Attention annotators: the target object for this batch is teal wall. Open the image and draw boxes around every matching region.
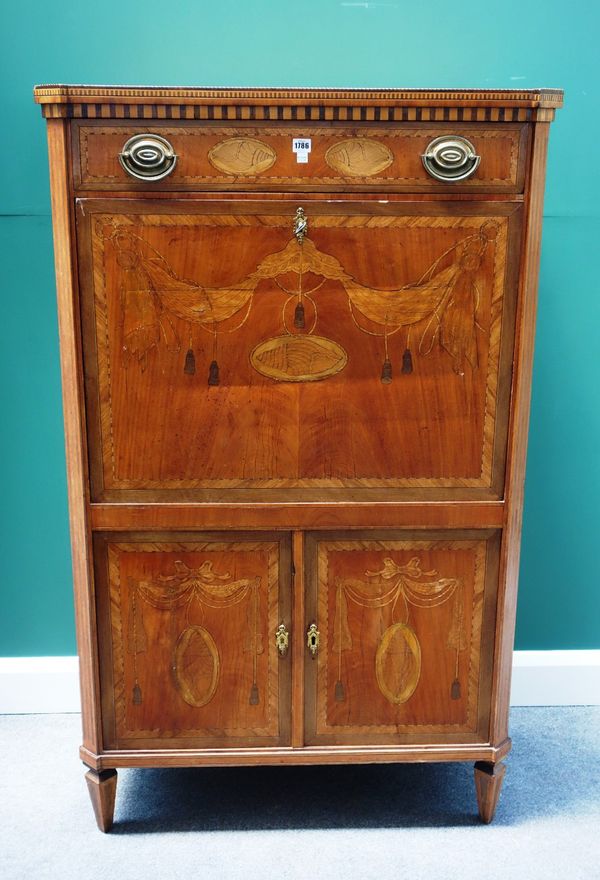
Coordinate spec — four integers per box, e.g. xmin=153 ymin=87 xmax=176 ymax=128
xmin=1 ymin=1 xmax=598 ymax=655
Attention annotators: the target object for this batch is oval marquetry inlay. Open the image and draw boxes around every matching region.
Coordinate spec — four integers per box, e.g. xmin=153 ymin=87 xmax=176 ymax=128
xmin=250 ymin=334 xmax=348 ymax=382
xmin=208 ymin=137 xmax=277 ymax=175
xmin=174 ymin=625 xmax=220 ymax=707
xmin=375 ymin=623 xmax=421 ymax=704
xmin=325 ymin=138 xmax=393 ymax=177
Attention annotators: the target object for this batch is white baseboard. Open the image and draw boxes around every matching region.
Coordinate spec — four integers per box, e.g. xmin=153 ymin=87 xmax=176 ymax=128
xmin=510 ymin=650 xmax=600 ymax=706
xmin=0 ymin=651 xmax=599 ymax=714
xmin=0 ymin=657 xmax=81 ymax=714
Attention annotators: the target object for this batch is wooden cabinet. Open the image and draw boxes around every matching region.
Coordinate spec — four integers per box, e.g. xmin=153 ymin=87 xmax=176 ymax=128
xmin=35 ymin=85 xmax=562 ymax=831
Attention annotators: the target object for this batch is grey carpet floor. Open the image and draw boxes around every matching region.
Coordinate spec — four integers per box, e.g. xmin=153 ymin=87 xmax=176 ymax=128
xmin=0 ymin=708 xmax=598 ymax=880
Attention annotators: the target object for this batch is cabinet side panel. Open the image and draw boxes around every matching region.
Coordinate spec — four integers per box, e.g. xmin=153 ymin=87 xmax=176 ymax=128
xmin=45 ymin=119 xmax=101 ymax=752
xmin=491 ymin=123 xmax=551 ymax=745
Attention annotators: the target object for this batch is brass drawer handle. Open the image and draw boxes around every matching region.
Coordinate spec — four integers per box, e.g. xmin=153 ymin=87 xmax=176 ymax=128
xmin=421 ymin=135 xmax=480 ymax=182
xmin=275 ymin=623 xmax=289 ymax=657
xmin=306 ymin=623 xmax=320 ymax=658
xmin=119 ymin=133 xmax=177 ymax=181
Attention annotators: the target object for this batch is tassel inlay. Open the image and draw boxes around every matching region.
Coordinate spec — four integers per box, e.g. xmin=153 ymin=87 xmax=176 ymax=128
xmin=401 ymin=348 xmax=413 ymax=374
xmin=381 ymin=358 xmax=392 ymax=384
xmin=451 ymin=679 xmax=461 ymax=700
xmin=132 ymin=683 xmax=142 ymax=705
xmin=294 ymin=301 xmax=306 ymax=328
xmin=249 ymin=683 xmax=259 ymax=705
xmin=335 ymin=680 xmax=346 ymax=702
xmin=183 ymin=348 xmax=196 ymax=375
xmin=208 ymin=360 xmax=220 ymax=386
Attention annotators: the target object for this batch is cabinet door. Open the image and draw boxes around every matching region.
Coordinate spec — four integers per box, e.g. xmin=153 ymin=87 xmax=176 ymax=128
xmin=77 ymin=198 xmax=521 ymax=502
xmin=304 ymin=531 xmax=499 ymax=745
xmin=94 ymin=532 xmax=291 ymax=750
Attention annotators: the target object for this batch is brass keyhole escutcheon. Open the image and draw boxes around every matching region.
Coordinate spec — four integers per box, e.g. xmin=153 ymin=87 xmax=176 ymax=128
xmin=275 ymin=623 xmax=289 ymax=657
xmin=306 ymin=623 xmax=320 ymax=658
xmin=293 ymin=206 xmax=308 ymax=244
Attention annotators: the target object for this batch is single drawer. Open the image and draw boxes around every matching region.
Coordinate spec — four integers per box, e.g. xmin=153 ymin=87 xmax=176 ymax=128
xmin=72 ymin=121 xmax=529 ymax=193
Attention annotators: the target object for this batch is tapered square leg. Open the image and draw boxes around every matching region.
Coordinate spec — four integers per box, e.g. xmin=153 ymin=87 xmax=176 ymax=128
xmin=85 ymin=769 xmax=118 ymax=832
xmin=474 ymin=760 xmax=506 ymax=823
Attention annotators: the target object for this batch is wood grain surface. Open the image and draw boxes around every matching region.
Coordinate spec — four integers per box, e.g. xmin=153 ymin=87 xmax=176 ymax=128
xmin=94 ymin=532 xmax=291 ymax=750
xmin=304 ymin=530 xmax=499 ymax=746
xmin=72 ymin=122 xmax=528 ymax=193
xmin=77 ymin=200 xmax=521 ymax=502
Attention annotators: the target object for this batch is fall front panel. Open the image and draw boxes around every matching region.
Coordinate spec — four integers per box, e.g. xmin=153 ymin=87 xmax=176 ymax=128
xmin=77 ymin=200 xmax=520 ymax=500
xmin=94 ymin=532 xmax=291 ymax=749
xmin=304 ymin=530 xmax=499 ymax=746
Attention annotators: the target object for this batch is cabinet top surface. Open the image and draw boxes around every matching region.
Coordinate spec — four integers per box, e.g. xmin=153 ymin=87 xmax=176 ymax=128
xmin=33 ymin=85 xmax=563 ymax=119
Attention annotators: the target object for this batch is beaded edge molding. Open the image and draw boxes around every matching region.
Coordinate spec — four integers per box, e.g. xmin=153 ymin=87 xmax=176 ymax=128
xmin=33 ymin=86 xmax=563 ymax=122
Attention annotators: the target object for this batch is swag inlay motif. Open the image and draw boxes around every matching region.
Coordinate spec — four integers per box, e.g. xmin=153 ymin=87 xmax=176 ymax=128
xmin=106 ymin=211 xmax=498 ymax=384
xmin=333 ymin=556 xmax=466 ymax=706
xmin=127 ymin=559 xmax=263 ymax=709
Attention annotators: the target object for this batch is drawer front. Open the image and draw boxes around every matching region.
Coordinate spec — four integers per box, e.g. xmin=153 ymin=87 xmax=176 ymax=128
xmin=73 ymin=121 xmax=529 ymax=192
xmin=304 ymin=530 xmax=499 ymax=746
xmin=94 ymin=531 xmax=291 ymax=750
xmin=77 ymin=198 xmax=521 ymax=502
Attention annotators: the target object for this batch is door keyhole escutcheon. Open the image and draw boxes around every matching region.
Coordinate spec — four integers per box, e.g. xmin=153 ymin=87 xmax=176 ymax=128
xmin=306 ymin=623 xmax=320 ymax=658
xmin=275 ymin=623 xmax=289 ymax=657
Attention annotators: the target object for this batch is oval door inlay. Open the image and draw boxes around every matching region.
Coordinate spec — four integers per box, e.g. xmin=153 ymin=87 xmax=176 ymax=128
xmin=325 ymin=138 xmax=394 ymax=177
xmin=375 ymin=623 xmax=422 ymax=704
xmin=173 ymin=625 xmax=220 ymax=707
xmin=208 ymin=137 xmax=277 ymax=175
xmin=250 ymin=334 xmax=348 ymax=382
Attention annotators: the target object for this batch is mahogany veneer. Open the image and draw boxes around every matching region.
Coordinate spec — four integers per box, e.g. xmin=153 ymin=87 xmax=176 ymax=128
xmin=34 ymin=85 xmax=562 ymax=830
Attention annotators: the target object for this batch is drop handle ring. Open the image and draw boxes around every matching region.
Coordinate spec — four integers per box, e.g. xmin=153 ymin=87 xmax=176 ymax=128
xmin=119 ymin=133 xmax=177 ymax=181
xmin=421 ymin=135 xmax=480 ymax=182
